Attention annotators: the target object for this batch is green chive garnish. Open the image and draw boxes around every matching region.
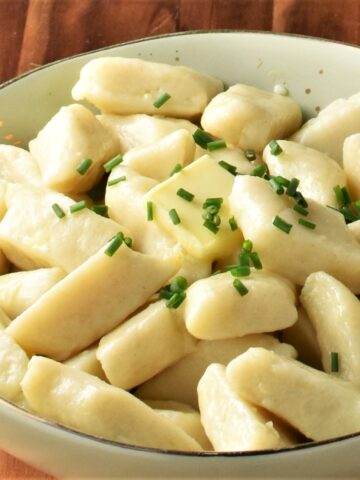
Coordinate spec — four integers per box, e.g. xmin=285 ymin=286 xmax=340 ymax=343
xmin=269 ymin=140 xmax=283 ymax=156
xmin=108 ymin=176 xmax=126 ymax=186
xmin=177 ymin=188 xmax=194 ymax=202
xmin=229 ymin=216 xmax=238 ymax=231
xmin=242 ymin=239 xmax=253 ymax=252
xmin=233 ymin=278 xmax=248 ymax=296
xmin=159 ymin=289 xmax=173 ymax=300
xmin=238 ymin=251 xmax=250 ymax=267
xmin=273 ymin=215 xmax=292 ymax=234
xmin=250 ymin=252 xmax=262 ymax=270
xmin=170 ymin=163 xmax=182 ymax=176
xmin=293 ymin=204 xmax=309 ymax=216
xmin=230 ymin=265 xmax=250 ymax=277
xmin=166 ymin=291 xmax=186 ymax=309
xmin=244 ymin=149 xmax=256 ymax=161
xmin=250 ymin=164 xmax=267 ymax=177
xmin=104 ymin=233 xmax=123 ymax=257
xmin=90 ymin=205 xmax=108 ymax=217
xmin=298 ymin=218 xmax=316 ymax=229
xmin=341 ymin=186 xmax=352 ymax=206
xmin=169 ymin=208 xmax=181 ymax=225
xmin=286 ymin=178 xmax=300 ymax=197
xmin=275 ymin=176 xmax=290 ymax=187
xmin=52 ymin=203 xmax=65 ymax=219
xmin=333 ymin=185 xmax=345 ymax=207
xmin=192 ymin=128 xmax=215 ymax=149
xmin=170 ymin=276 xmax=188 ymax=293
xmin=153 ymin=92 xmax=171 ymax=109
xmin=203 ymin=219 xmax=219 ymax=234
xmin=330 ymin=352 xmax=339 ymax=372
xmin=76 ymin=158 xmax=92 ymax=175
xmin=69 ymin=200 xmax=86 ymax=214
xmin=341 ymin=206 xmax=358 ymax=223
xmin=207 ymin=140 xmax=226 ymax=151
xmin=269 ymin=178 xmax=284 ymax=195
xmin=218 ymin=160 xmax=237 ymax=176
xmin=203 ymin=197 xmax=223 ymax=209
xmin=294 ymin=191 xmax=308 ymax=208
xmin=147 ymin=201 xmax=154 ymax=221
xmin=104 ymin=154 xmax=123 ymax=173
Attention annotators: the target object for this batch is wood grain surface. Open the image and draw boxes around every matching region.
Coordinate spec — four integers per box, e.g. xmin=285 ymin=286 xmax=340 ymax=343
xmin=0 ymin=0 xmax=360 ymax=478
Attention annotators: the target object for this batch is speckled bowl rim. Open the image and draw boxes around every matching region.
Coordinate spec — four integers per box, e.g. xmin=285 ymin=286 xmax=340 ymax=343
xmin=0 ymin=29 xmax=360 ymax=458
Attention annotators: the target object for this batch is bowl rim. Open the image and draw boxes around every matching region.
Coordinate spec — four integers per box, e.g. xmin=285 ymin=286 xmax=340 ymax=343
xmin=1 ymin=28 xmax=360 ymax=458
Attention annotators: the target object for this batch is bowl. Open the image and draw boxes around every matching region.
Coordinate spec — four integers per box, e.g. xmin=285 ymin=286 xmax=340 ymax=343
xmin=1 ymin=31 xmax=360 ymax=478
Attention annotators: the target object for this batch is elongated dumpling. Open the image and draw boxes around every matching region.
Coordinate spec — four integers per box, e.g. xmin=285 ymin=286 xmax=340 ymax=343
xmin=198 ymin=364 xmax=296 ymax=451
xmin=263 ymin=140 xmax=346 ymax=207
xmin=201 ymin=84 xmax=302 ymax=152
xmin=343 ymin=133 xmax=360 ymax=199
xmin=136 ymin=334 xmax=297 ymax=409
xmin=64 ymin=346 xmax=107 ymax=381
xmin=0 ymin=185 xmax=125 ymax=272
xmin=0 ymin=268 xmax=65 ymax=319
xmin=229 ymin=175 xmax=360 ymax=292
xmin=29 ymin=104 xmax=119 ymax=194
xmin=291 ymin=92 xmax=360 ymax=164
xmin=0 ymin=145 xmax=42 ymax=186
xmin=22 ymin=357 xmax=202 ymax=451
xmin=0 ymin=330 xmax=28 ymax=401
xmin=72 ymin=57 xmax=223 ymax=119
xmin=301 ymin=271 xmax=360 ymax=387
xmin=97 ymin=300 xmax=197 ymax=390
xmin=7 ymin=241 xmax=180 ymax=361
xmin=227 ymin=348 xmax=360 ymax=441
xmin=185 ymin=271 xmax=297 ymax=340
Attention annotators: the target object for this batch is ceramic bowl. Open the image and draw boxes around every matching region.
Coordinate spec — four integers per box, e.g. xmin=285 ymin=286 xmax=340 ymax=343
xmin=1 ymin=31 xmax=360 ymax=478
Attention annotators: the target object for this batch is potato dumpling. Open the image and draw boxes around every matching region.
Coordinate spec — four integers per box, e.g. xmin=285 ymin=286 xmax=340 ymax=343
xmin=227 ymin=347 xmax=360 ymax=441
xmin=72 ymin=57 xmax=223 ymax=119
xmin=263 ymin=140 xmax=346 ymax=207
xmin=343 ymin=133 xmax=360 ymax=199
xmin=184 ymin=271 xmax=297 ymax=340
xmin=29 ymin=104 xmax=120 ymax=194
xmin=291 ymin=92 xmax=360 ymax=164
xmin=0 ymin=329 xmax=28 ymax=401
xmin=201 ymin=84 xmax=302 ymax=152
xmin=64 ymin=346 xmax=107 ymax=381
xmin=0 ymin=145 xmax=42 ymax=186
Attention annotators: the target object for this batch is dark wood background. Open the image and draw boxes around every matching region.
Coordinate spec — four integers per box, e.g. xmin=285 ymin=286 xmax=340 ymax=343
xmin=0 ymin=0 xmax=360 ymax=478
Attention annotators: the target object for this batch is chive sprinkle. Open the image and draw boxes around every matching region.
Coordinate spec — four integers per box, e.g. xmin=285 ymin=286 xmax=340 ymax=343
xmin=104 ymin=154 xmax=123 ymax=173
xmin=298 ymin=218 xmax=316 ymax=229
xmin=273 ymin=215 xmax=292 ymax=234
xmin=147 ymin=201 xmax=154 ymax=221
xmin=250 ymin=164 xmax=267 ymax=177
xmin=286 ymin=178 xmax=300 ymax=197
xmin=90 ymin=205 xmax=108 ymax=217
xmin=170 ymin=276 xmax=188 ymax=293
xmin=242 ymin=239 xmax=253 ymax=252
xmin=108 ymin=176 xmax=126 ymax=186
xmin=170 ymin=163 xmax=182 ymax=176
xmin=166 ymin=291 xmax=186 ymax=309
xmin=341 ymin=186 xmax=352 ymax=206
xmin=230 ymin=265 xmax=250 ymax=277
xmin=229 ymin=216 xmax=238 ymax=231
xmin=275 ymin=176 xmax=290 ymax=187
xmin=233 ymin=278 xmax=248 ymax=296
xmin=341 ymin=206 xmax=359 ymax=223
xmin=69 ymin=200 xmax=86 ymax=214
xmin=330 ymin=352 xmax=339 ymax=372
xmin=205 ymin=205 xmax=219 ymax=215
xmin=244 ymin=149 xmax=256 ymax=161
xmin=177 ymin=188 xmax=194 ymax=202
xmin=203 ymin=197 xmax=223 ymax=209
xmin=269 ymin=140 xmax=283 ymax=156
xmin=76 ymin=158 xmax=92 ymax=175
xmin=293 ymin=204 xmax=309 ymax=216
xmin=169 ymin=208 xmax=181 ymax=225
xmin=333 ymin=185 xmax=345 ymax=207
xmin=250 ymin=252 xmax=263 ymax=270
xmin=104 ymin=233 xmax=123 ymax=257
xmin=294 ymin=191 xmax=308 ymax=208
xmin=238 ymin=251 xmax=250 ymax=267
xmin=207 ymin=139 xmax=227 ymax=151
xmin=159 ymin=289 xmax=173 ymax=300
xmin=218 ymin=160 xmax=237 ymax=176
xmin=153 ymin=92 xmax=171 ymax=109
xmin=203 ymin=219 xmax=219 ymax=234
xmin=192 ymin=128 xmax=215 ymax=149
xmin=269 ymin=177 xmax=284 ymax=195
xmin=52 ymin=203 xmax=65 ymax=219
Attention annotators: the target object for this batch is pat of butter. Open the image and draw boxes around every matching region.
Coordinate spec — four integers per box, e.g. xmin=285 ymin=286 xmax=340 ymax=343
xmin=146 ymin=155 xmax=242 ymax=260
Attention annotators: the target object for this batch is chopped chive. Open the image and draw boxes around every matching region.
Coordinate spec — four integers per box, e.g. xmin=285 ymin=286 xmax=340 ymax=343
xmin=250 ymin=164 xmax=267 ymax=177
xmin=52 ymin=203 xmax=65 ymax=219
xmin=269 ymin=140 xmax=283 ymax=156
xmin=225 ymin=263 xmax=239 ymax=271
xmin=244 ymin=149 xmax=256 ymax=161
xmin=69 ymin=200 xmax=86 ymax=214
xmin=117 ymin=231 xmax=133 ymax=248
xmin=242 ymin=240 xmax=253 ymax=252
xmin=275 ymin=176 xmax=290 ymax=187
xmin=230 ymin=265 xmax=250 ymax=277
xmin=341 ymin=206 xmax=359 ymax=223
xmin=177 ymin=188 xmax=194 ymax=202
xmin=238 ymin=251 xmax=250 ymax=267
xmin=166 ymin=291 xmax=186 ymax=309
xmin=250 ymin=252 xmax=263 ymax=270
xmin=273 ymin=215 xmax=292 ymax=234
xmin=103 ymin=154 xmax=123 ymax=173
xmin=170 ymin=163 xmax=182 ymax=176
xmin=355 ymin=200 xmax=360 ymax=210
xmin=203 ymin=197 xmax=223 ymax=209
xmin=208 ymin=139 xmax=227 ymax=151
xmin=147 ymin=201 xmax=154 ymax=221
xmin=206 ymin=205 xmax=220 ymax=215
xmin=203 ymin=219 xmax=219 ymax=234
xmin=153 ymin=92 xmax=171 ymax=109
xmin=90 ymin=205 xmax=108 ymax=217
xmin=286 ymin=178 xmax=300 ymax=197
xmin=159 ymin=289 xmax=173 ymax=300
xmin=76 ymin=158 xmax=92 ymax=175
xmin=341 ymin=186 xmax=352 ymax=206
xmin=293 ymin=204 xmax=309 ymax=216
xmin=170 ymin=276 xmax=188 ymax=293
xmin=192 ymin=128 xmax=215 ymax=149
xmin=169 ymin=208 xmax=181 ymax=225
xmin=229 ymin=216 xmax=238 ymax=231
xmin=298 ymin=218 xmax=316 ymax=229
xmin=330 ymin=352 xmax=339 ymax=372
xmin=212 ymin=214 xmax=221 ymax=226
xmin=333 ymin=185 xmax=345 ymax=208
xmin=108 ymin=176 xmax=126 ymax=186
xmin=104 ymin=233 xmax=123 ymax=257
xmin=233 ymin=278 xmax=248 ymax=296
xmin=269 ymin=178 xmax=284 ymax=195
xmin=294 ymin=191 xmax=308 ymax=208
xmin=218 ymin=160 xmax=237 ymax=176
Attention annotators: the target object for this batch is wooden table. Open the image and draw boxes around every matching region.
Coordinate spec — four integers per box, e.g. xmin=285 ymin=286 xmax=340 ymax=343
xmin=0 ymin=0 xmax=359 ymax=478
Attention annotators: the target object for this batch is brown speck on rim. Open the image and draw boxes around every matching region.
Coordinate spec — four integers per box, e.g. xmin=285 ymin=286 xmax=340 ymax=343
xmin=319 ymin=69 xmax=324 ymax=74
xmin=305 ymin=88 xmax=311 ymax=94
xmin=4 ymin=133 xmax=14 ymax=141
xmin=315 ymin=106 xmax=321 ymax=113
